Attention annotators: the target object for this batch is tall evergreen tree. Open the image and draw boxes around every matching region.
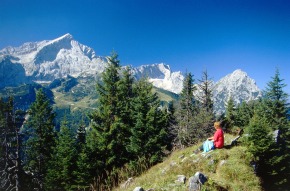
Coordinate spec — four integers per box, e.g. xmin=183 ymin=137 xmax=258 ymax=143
xmin=174 ymin=72 xmax=196 ymax=147
xmin=0 ymin=98 xmax=6 ymax=174
xmin=116 ymin=66 xmax=135 ymax=158
xmin=245 ymin=99 xmax=289 ymax=190
xmin=264 ymin=69 xmax=289 ymax=134
xmin=24 ymin=89 xmax=56 ymax=190
xmin=197 ymin=70 xmax=214 ymax=113
xmin=235 ymin=100 xmax=256 ymax=128
xmin=193 ymin=70 xmax=215 ymax=139
xmin=129 ymin=78 xmax=168 ymax=165
xmin=224 ymin=96 xmax=236 ymax=132
xmin=72 ymin=123 xmax=91 ymax=190
xmin=72 ymin=145 xmax=91 ymax=190
xmin=88 ymin=52 xmax=131 ymax=189
xmin=76 ymin=123 xmax=86 ymax=147
xmin=45 ymin=119 xmax=77 ymax=191
xmin=165 ymin=101 xmax=177 ymax=151
xmin=246 ymin=104 xmax=274 ymax=163
xmin=261 ymin=69 xmax=290 ymax=189
xmin=0 ymin=98 xmax=29 ymax=191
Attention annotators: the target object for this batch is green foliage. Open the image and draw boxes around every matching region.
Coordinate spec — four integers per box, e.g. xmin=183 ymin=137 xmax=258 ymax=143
xmin=113 ymin=136 xmax=261 ymax=191
xmin=194 ymin=70 xmax=215 ymax=140
xmin=72 ymin=145 xmax=91 ymax=190
xmin=45 ymin=119 xmax=77 ymax=191
xmin=24 ymin=88 xmax=56 ymax=190
xmin=224 ymin=96 xmax=236 ymax=132
xmin=174 ymin=72 xmax=197 ymax=147
xmin=197 ymin=70 xmax=214 ymax=113
xmin=153 ymin=86 xmax=179 ymax=102
xmin=129 ymin=78 xmax=169 ymax=164
xmin=58 ymin=75 xmax=78 ymax=92
xmin=0 ymin=98 xmax=31 ymax=191
xmin=191 ymin=107 xmax=215 ymax=140
xmin=54 ymin=105 xmax=90 ymax=132
xmin=0 ymin=83 xmax=54 ymax=111
xmin=245 ymin=113 xmax=273 ymax=159
xmin=263 ymin=69 xmax=290 ymax=144
xmin=88 ymin=52 xmax=132 ymax=189
xmin=239 ymin=69 xmax=290 ymax=190
xmin=174 ymin=71 xmax=215 ymax=147
xmin=260 ymin=69 xmax=290 ymax=189
xmin=87 ymin=53 xmax=171 ymax=190
xmin=234 ymin=100 xmax=256 ymax=128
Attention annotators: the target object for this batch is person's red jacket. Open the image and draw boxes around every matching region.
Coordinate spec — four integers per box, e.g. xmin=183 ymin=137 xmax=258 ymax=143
xmin=213 ymin=129 xmax=224 ymax=148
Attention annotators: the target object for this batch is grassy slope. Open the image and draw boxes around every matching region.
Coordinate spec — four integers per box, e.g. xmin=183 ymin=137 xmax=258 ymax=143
xmin=52 ymin=89 xmax=97 ymax=110
xmin=114 ymin=134 xmax=262 ymax=191
xmin=152 ymin=87 xmax=179 ymax=102
xmin=52 ymin=85 xmax=261 ymax=190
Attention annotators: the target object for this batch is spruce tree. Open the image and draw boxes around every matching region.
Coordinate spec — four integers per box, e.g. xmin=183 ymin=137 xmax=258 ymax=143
xmin=174 ymin=72 xmax=196 ymax=147
xmin=194 ymin=70 xmax=215 ymax=139
xmin=116 ymin=66 xmax=135 ymax=158
xmin=129 ymin=77 xmax=168 ymax=165
xmin=264 ymin=69 xmax=289 ymax=135
xmin=246 ymin=104 xmax=274 ymax=159
xmin=45 ymin=119 xmax=77 ymax=191
xmin=0 ymin=98 xmax=29 ymax=191
xmin=24 ymin=88 xmax=56 ymax=190
xmin=0 ymin=98 xmax=6 ymax=172
xmin=165 ymin=101 xmax=177 ymax=151
xmin=88 ymin=52 xmax=131 ymax=189
xmin=261 ymin=69 xmax=290 ymax=189
xmin=224 ymin=96 xmax=236 ymax=132
xmin=235 ymin=100 xmax=256 ymax=128
xmin=72 ymin=146 xmax=91 ymax=190
xmin=75 ymin=122 xmax=86 ymax=150
xmin=197 ymin=70 xmax=214 ymax=113
xmin=72 ymin=123 xmax=91 ymax=190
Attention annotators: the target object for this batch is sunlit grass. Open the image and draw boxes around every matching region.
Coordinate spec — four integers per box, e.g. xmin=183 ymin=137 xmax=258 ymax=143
xmin=114 ymin=134 xmax=262 ymax=191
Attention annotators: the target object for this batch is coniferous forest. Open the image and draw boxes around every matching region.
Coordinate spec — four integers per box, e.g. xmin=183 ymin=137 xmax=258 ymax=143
xmin=0 ymin=53 xmax=289 ymax=190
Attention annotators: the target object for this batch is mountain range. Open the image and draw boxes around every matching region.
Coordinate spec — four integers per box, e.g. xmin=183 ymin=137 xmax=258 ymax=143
xmin=0 ymin=34 xmax=262 ymax=113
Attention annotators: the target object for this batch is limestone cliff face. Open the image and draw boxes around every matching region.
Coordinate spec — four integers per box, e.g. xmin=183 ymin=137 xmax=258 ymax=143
xmin=0 ymin=33 xmax=107 ymax=81
xmin=0 ymin=34 xmax=183 ymax=94
xmin=212 ymin=69 xmax=262 ymax=114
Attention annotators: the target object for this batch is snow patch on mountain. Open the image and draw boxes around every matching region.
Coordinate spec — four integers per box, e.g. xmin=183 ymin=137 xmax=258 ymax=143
xmin=0 ymin=34 xmax=262 ymax=110
xmin=0 ymin=34 xmax=182 ymax=93
xmin=0 ymin=33 xmax=107 ymax=81
xmin=131 ymin=63 xmax=184 ymax=94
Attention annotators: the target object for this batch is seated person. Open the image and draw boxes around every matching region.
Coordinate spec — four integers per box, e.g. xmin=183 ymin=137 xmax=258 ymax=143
xmin=195 ymin=121 xmax=224 ymax=153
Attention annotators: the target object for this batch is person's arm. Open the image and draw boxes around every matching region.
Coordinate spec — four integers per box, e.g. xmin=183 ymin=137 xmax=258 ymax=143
xmin=208 ymin=136 xmax=214 ymax=140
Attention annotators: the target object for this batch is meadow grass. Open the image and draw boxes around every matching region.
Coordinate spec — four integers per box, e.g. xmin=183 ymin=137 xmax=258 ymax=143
xmin=114 ymin=134 xmax=262 ymax=191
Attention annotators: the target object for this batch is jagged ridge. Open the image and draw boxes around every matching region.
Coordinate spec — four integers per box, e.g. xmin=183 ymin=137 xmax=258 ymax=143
xmin=0 ymin=34 xmax=262 ymax=113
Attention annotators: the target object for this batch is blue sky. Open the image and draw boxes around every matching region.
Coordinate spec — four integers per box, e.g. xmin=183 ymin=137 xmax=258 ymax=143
xmin=1 ymin=0 xmax=290 ymax=94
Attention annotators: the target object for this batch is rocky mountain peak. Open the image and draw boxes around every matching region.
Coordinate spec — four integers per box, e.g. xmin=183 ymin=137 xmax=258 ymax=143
xmin=57 ymin=33 xmax=73 ymax=40
xmin=213 ymin=69 xmax=262 ymax=114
